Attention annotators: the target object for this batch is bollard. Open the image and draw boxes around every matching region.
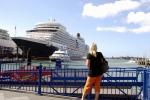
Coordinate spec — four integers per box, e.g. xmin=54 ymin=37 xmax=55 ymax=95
xmin=38 ymin=63 xmax=42 ymax=95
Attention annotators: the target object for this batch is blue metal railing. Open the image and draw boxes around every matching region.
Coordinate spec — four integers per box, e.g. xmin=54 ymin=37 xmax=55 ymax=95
xmin=38 ymin=63 xmax=42 ymax=95
xmin=0 ymin=62 xmax=149 ymax=100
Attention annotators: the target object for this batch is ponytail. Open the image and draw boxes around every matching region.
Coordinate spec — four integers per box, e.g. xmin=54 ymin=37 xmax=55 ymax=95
xmin=89 ymin=43 xmax=97 ymax=57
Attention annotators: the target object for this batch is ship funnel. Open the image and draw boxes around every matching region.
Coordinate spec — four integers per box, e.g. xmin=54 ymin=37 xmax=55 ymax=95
xmin=77 ymin=33 xmax=80 ymax=38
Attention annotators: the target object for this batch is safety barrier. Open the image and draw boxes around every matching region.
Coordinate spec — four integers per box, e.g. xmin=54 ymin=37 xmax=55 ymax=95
xmin=0 ymin=62 xmax=149 ymax=100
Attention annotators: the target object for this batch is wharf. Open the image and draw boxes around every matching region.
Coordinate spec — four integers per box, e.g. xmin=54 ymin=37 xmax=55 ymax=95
xmin=0 ymin=90 xmax=78 ymax=100
xmin=135 ymin=58 xmax=150 ymax=66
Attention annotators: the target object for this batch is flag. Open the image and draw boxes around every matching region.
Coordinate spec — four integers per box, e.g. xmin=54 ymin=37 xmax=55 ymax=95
xmin=15 ymin=26 xmax=16 ymax=31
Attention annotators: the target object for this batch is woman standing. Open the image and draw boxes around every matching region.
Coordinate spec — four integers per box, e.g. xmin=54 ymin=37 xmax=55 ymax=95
xmin=81 ymin=43 xmax=106 ymax=100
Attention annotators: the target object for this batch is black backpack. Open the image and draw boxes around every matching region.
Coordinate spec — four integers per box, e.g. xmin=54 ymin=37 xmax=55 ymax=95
xmin=97 ymin=52 xmax=109 ymax=74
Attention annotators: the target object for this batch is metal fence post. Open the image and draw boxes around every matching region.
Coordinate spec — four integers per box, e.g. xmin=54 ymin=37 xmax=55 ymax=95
xmin=64 ymin=69 xmax=66 ymax=95
xmin=143 ymin=69 xmax=147 ymax=100
xmin=0 ymin=62 xmax=1 ymax=72
xmin=38 ymin=63 xmax=42 ymax=95
xmin=88 ymin=89 xmax=92 ymax=100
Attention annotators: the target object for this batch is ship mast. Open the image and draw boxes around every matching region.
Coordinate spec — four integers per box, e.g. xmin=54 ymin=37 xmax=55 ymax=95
xmin=49 ymin=18 xmax=56 ymax=23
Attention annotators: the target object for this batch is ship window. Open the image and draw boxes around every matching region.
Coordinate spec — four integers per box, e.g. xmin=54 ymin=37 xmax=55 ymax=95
xmin=76 ymin=40 xmax=79 ymax=48
xmin=49 ymin=30 xmax=57 ymax=32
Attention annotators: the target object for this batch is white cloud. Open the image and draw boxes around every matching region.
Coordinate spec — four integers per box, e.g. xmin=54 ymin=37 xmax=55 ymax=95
xmin=96 ymin=26 xmax=127 ymax=33
xmin=96 ymin=25 xmax=150 ymax=34
xmin=83 ymin=1 xmax=150 ymax=34
xmin=127 ymin=12 xmax=150 ymax=25
xmin=127 ymin=12 xmax=150 ymax=33
xmin=130 ymin=26 xmax=150 ymax=33
xmin=82 ymin=0 xmax=140 ymax=18
xmin=140 ymin=0 xmax=150 ymax=3
xmin=96 ymin=11 xmax=150 ymax=34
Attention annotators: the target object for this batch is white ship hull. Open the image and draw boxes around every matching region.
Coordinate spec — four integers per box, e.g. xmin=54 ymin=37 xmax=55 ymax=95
xmin=0 ymin=29 xmax=18 ymax=58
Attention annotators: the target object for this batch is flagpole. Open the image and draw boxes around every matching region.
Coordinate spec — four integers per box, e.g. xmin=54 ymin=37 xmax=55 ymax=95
xmin=14 ymin=26 xmax=16 ymax=37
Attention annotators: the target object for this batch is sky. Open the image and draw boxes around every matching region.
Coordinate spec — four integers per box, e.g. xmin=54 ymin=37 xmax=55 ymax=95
xmin=0 ymin=0 xmax=150 ymax=57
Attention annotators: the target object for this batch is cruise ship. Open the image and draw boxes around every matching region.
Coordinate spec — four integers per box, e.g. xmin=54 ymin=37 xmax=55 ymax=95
xmin=0 ymin=29 xmax=18 ymax=58
xmin=26 ymin=20 xmax=89 ymax=60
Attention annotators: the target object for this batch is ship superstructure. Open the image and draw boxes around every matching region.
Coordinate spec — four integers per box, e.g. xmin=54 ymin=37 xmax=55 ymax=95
xmin=26 ymin=20 xmax=88 ymax=60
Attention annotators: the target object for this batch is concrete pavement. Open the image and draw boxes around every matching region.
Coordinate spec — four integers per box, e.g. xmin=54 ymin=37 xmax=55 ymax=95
xmin=0 ymin=90 xmax=80 ymax=100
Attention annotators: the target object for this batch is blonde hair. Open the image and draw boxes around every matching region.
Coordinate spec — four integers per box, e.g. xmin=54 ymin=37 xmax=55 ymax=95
xmin=89 ymin=43 xmax=97 ymax=57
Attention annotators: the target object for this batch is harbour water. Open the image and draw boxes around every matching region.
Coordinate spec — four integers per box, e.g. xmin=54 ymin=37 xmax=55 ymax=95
xmin=0 ymin=58 xmax=144 ymax=71
xmin=31 ymin=58 xmax=144 ymax=69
